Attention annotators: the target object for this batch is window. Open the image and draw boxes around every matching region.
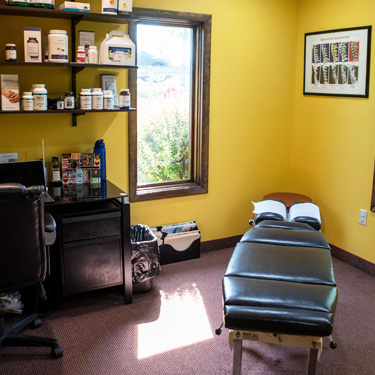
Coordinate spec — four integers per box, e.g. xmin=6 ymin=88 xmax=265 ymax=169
xmin=128 ymin=8 xmax=211 ymax=202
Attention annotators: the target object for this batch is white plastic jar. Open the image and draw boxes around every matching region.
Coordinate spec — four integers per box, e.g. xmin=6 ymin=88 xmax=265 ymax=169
xmin=76 ymin=46 xmax=85 ymax=63
xmin=80 ymin=88 xmax=92 ymax=110
xmin=103 ymin=90 xmax=114 ymax=110
xmin=33 ymin=84 xmax=48 ymax=111
xmin=88 ymin=46 xmax=98 ymax=64
xmin=92 ymin=88 xmax=103 ymax=110
xmin=48 ymin=30 xmax=68 ymax=63
xmin=22 ymin=92 xmax=34 ymax=111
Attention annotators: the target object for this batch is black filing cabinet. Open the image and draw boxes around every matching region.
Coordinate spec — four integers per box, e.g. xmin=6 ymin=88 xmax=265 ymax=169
xmin=45 ymin=182 xmax=132 ymax=304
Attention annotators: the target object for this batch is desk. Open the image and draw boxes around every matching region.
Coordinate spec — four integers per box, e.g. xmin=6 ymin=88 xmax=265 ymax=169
xmin=45 ymin=181 xmax=132 ymax=304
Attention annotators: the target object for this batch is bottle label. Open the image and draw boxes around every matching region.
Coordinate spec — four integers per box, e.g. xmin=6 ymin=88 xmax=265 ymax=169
xmin=64 ymin=97 xmax=74 ymax=109
xmin=57 ymin=101 xmax=64 ymax=110
xmin=5 ymin=50 xmax=17 ymax=60
xmin=49 ymin=36 xmax=68 ymax=61
xmin=92 ymin=95 xmax=103 ymax=110
xmin=34 ymin=93 xmax=47 ymax=110
xmin=103 ymin=97 xmax=114 ymax=110
xmin=120 ymin=95 xmax=130 ymax=108
xmin=22 ymin=98 xmax=33 ymax=111
xmin=88 ymin=50 xmax=98 ymax=64
xmin=80 ymin=95 xmax=92 ymax=110
xmin=77 ymin=51 xmax=85 ymax=63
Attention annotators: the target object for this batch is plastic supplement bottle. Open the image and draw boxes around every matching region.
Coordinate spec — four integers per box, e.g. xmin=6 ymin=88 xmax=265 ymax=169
xmin=88 ymin=46 xmax=98 ymax=64
xmin=33 ymin=84 xmax=48 ymax=111
xmin=21 ymin=92 xmax=34 ymax=111
xmin=80 ymin=89 xmax=92 ymax=110
xmin=119 ymin=89 xmax=130 ymax=109
xmin=103 ymin=90 xmax=114 ymax=110
xmin=93 ymin=139 xmax=106 ymax=181
xmin=57 ymin=96 xmax=64 ymax=110
xmin=64 ymin=91 xmax=75 ymax=109
xmin=48 ymin=30 xmax=68 ymax=63
xmin=92 ymin=88 xmax=103 ymax=110
xmin=5 ymin=44 xmax=17 ymax=62
xmin=76 ymin=46 xmax=85 ymax=63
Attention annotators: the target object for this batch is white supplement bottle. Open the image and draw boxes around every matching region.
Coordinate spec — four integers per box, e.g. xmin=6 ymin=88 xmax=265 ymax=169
xmin=64 ymin=91 xmax=74 ymax=109
xmin=103 ymin=90 xmax=114 ymax=110
xmin=119 ymin=89 xmax=130 ymax=109
xmin=88 ymin=46 xmax=98 ymax=64
xmin=22 ymin=92 xmax=34 ymax=111
xmin=48 ymin=30 xmax=68 ymax=63
xmin=80 ymin=88 xmax=92 ymax=110
xmin=33 ymin=84 xmax=48 ymax=111
xmin=76 ymin=46 xmax=85 ymax=63
xmin=92 ymin=88 xmax=103 ymax=110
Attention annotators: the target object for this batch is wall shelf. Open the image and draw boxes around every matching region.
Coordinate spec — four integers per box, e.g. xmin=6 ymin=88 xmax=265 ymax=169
xmin=0 ymin=5 xmax=137 ymax=126
xmin=0 ymin=108 xmax=136 ymax=115
xmin=0 ymin=5 xmax=138 ymax=24
xmin=0 ymin=61 xmax=137 ymax=69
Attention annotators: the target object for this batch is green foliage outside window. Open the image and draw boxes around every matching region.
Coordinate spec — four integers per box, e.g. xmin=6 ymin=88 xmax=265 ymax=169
xmin=137 ymin=87 xmax=191 ymax=184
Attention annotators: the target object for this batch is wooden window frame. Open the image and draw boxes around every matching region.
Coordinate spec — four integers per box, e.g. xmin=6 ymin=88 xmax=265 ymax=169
xmin=128 ymin=8 xmax=211 ymax=202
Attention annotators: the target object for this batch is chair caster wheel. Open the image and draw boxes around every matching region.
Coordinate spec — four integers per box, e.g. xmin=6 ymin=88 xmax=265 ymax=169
xmin=215 ymin=328 xmax=222 ymax=335
xmin=32 ymin=318 xmax=42 ymax=328
xmin=51 ymin=346 xmax=63 ymax=358
xmin=329 ymin=341 xmax=337 ymax=349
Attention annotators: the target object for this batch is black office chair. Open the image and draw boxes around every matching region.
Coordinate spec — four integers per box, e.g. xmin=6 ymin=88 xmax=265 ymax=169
xmin=0 ymin=183 xmax=63 ymax=358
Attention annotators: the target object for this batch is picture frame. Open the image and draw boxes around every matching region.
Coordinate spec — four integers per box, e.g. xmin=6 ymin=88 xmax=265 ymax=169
xmin=304 ymin=26 xmax=371 ymax=97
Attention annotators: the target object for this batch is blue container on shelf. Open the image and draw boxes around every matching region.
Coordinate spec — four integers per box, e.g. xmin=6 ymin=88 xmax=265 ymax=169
xmin=93 ymin=139 xmax=106 ymax=182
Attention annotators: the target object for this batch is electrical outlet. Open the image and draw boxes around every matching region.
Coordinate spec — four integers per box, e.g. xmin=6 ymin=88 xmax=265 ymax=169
xmin=359 ymin=209 xmax=367 ymax=226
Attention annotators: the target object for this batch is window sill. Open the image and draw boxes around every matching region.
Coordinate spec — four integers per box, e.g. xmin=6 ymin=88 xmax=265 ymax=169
xmin=130 ymin=182 xmax=207 ymax=202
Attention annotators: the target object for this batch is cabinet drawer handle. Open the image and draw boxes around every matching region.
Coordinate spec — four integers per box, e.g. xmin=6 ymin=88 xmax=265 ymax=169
xmin=63 ymin=234 xmax=121 ymax=248
xmin=62 ymin=212 xmax=121 ymax=224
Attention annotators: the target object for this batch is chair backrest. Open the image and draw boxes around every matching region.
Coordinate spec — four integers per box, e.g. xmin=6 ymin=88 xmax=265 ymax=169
xmin=0 ymin=183 xmax=47 ymax=293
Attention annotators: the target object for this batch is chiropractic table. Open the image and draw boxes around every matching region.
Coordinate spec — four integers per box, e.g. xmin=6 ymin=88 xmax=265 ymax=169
xmin=217 ymin=199 xmax=338 ymax=375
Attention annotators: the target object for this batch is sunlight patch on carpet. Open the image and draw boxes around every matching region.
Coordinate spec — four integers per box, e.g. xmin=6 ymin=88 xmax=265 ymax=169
xmin=137 ymin=284 xmax=214 ymax=359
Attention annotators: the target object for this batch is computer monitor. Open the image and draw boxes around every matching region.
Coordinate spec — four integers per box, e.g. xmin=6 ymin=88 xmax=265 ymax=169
xmin=0 ymin=160 xmax=46 ymax=188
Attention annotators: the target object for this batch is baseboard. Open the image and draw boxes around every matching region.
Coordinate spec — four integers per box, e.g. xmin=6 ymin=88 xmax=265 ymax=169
xmin=330 ymin=244 xmax=375 ymax=277
xmin=201 ymin=235 xmax=242 ymax=253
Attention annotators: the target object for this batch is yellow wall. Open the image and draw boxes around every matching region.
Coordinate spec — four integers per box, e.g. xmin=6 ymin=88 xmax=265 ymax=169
xmin=0 ymin=0 xmax=298 ymax=242
xmin=4 ymin=0 xmax=373 ymax=264
xmin=292 ymin=0 xmax=375 ymax=263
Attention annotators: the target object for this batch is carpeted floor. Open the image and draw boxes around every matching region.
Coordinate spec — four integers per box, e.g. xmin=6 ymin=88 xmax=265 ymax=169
xmin=1 ymin=247 xmax=374 ymax=374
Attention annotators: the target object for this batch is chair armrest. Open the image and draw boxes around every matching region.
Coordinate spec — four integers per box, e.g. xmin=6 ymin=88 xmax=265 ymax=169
xmin=44 ymin=213 xmax=56 ymax=247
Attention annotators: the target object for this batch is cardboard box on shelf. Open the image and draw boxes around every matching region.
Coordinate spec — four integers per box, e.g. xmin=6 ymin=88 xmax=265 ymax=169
xmin=1 ymin=74 xmax=20 ymax=111
xmin=99 ymin=30 xmax=135 ymax=66
xmin=118 ymin=0 xmax=132 ymax=14
xmin=24 ymin=27 xmax=42 ymax=63
xmin=58 ymin=1 xmax=90 ymax=12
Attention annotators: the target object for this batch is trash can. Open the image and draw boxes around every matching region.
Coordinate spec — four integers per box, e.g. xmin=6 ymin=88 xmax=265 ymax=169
xmin=131 ymin=224 xmax=161 ymax=294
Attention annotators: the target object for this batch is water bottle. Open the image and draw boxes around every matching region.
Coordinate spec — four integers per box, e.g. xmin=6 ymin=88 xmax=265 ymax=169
xmin=93 ymin=139 xmax=106 ymax=182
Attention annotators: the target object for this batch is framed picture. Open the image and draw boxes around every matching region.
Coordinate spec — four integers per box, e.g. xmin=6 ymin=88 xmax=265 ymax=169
xmin=304 ymin=26 xmax=371 ymax=97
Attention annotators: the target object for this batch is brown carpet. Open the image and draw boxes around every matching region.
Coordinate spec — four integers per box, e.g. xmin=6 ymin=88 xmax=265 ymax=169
xmin=1 ymin=247 xmax=374 ymax=374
